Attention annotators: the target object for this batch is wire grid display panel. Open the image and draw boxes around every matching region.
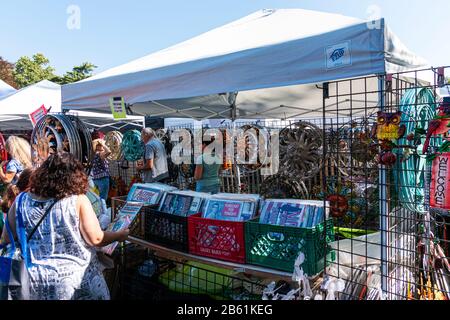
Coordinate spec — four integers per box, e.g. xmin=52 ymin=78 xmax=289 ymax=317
xmin=119 ymin=244 xmax=267 ymax=300
xmin=167 ymin=119 xmax=335 ymax=195
xmin=321 ymin=69 xmax=447 ymax=300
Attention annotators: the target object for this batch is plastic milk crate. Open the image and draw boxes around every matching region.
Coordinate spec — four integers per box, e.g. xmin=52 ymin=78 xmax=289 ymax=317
xmin=188 ymin=214 xmax=246 ymax=264
xmin=244 ymin=219 xmax=335 ymax=276
xmin=143 ymin=207 xmax=190 ymax=253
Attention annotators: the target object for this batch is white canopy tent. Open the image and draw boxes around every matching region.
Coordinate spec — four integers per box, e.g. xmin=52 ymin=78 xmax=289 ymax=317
xmin=0 ymin=80 xmax=16 ymax=99
xmin=62 ymin=8 xmax=429 ymax=120
xmin=0 ymin=80 xmax=144 ymax=131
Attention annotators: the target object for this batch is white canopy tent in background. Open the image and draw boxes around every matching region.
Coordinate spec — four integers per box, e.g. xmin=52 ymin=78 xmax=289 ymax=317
xmin=62 ymin=8 xmax=429 ymax=120
xmin=0 ymin=80 xmax=16 ymax=99
xmin=0 ymin=80 xmax=144 ymax=131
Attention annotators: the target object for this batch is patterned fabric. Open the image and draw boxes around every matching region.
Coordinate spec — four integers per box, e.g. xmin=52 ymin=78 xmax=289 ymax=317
xmin=91 ymin=154 xmax=110 ymax=180
xmin=16 ymin=193 xmax=110 ymax=300
xmin=6 ymin=159 xmax=24 ymax=185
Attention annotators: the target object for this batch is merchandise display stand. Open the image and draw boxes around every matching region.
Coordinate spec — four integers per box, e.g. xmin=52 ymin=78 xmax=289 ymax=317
xmin=127 ymin=236 xmax=295 ymax=282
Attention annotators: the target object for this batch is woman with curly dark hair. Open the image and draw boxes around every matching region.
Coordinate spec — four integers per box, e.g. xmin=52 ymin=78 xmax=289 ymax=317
xmin=0 ymin=152 xmax=129 ymax=300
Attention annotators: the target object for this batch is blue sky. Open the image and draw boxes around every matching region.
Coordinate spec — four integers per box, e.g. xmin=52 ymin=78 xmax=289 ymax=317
xmin=1 ymin=0 xmax=449 ymax=75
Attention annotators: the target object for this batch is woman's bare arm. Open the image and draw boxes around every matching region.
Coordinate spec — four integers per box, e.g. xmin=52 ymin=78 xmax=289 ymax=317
xmin=0 ymin=202 xmax=17 ymax=245
xmin=77 ymin=195 xmax=128 ymax=247
xmin=194 ymin=164 xmax=203 ymax=181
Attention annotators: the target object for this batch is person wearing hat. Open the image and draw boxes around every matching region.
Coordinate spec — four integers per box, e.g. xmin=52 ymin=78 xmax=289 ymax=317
xmin=92 ymin=139 xmax=111 ymax=200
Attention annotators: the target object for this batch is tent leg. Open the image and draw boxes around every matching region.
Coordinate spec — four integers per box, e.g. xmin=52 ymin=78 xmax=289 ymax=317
xmin=378 ymin=75 xmax=388 ymax=297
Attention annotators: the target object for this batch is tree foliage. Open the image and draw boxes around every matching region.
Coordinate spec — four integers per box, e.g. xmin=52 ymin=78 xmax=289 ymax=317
xmin=0 ymin=57 xmax=17 ymax=88
xmin=53 ymin=62 xmax=97 ymax=85
xmin=0 ymin=53 xmax=97 ymax=88
xmin=13 ymin=53 xmax=56 ymax=88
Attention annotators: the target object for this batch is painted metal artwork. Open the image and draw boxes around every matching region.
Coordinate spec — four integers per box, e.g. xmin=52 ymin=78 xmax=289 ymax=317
xmin=279 ymin=121 xmax=323 ymax=181
xmin=31 ymin=114 xmax=93 ymax=168
xmin=236 ymin=124 xmax=269 ymax=173
xmin=121 ymin=130 xmax=144 ymax=162
xmin=260 ymin=174 xmax=309 ymax=199
xmin=105 ymin=131 xmax=123 ymax=161
xmin=371 ymin=111 xmax=407 ymax=166
xmin=313 ymin=177 xmax=378 ymax=229
xmin=328 ymin=120 xmax=378 ymax=179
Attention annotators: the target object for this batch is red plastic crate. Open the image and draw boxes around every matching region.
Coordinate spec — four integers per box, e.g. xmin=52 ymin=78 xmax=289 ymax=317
xmin=187 ymin=214 xmax=246 ymax=264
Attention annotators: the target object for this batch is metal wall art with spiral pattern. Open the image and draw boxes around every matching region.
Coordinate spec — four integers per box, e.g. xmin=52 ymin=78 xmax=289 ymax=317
xmin=236 ymin=124 xmax=270 ymax=174
xmin=121 ymin=130 xmax=144 ymax=162
xmin=31 ymin=114 xmax=93 ymax=168
xmin=105 ymin=131 xmax=123 ymax=161
xmin=279 ymin=121 xmax=323 ymax=181
xmin=260 ymin=174 xmax=309 ymax=199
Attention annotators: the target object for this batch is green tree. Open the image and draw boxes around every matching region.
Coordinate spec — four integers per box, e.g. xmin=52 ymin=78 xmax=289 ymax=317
xmin=0 ymin=57 xmax=17 ymax=88
xmin=54 ymin=62 xmax=97 ymax=85
xmin=13 ymin=53 xmax=56 ymax=88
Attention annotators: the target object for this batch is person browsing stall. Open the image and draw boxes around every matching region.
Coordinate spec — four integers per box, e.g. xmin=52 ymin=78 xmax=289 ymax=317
xmin=194 ymin=139 xmax=222 ymax=194
xmin=137 ymin=128 xmax=169 ymax=183
xmin=0 ymin=152 xmax=129 ymax=300
xmin=0 ymin=136 xmax=32 ymax=185
xmin=92 ymin=138 xmax=111 ymax=200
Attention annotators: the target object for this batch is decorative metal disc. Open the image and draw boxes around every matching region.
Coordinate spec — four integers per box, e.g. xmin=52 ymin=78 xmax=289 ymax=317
xmin=105 ymin=131 xmax=123 ymax=161
xmin=260 ymin=174 xmax=309 ymax=199
xmin=121 ymin=130 xmax=144 ymax=162
xmin=236 ymin=124 xmax=269 ymax=173
xmin=279 ymin=121 xmax=323 ymax=181
xmin=31 ymin=114 xmax=93 ymax=169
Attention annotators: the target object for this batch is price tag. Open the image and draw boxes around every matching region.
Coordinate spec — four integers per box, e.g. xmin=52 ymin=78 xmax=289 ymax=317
xmin=109 ymin=97 xmax=127 ymax=120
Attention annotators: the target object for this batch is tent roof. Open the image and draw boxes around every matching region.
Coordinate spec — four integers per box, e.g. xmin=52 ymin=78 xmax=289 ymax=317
xmin=0 ymin=80 xmax=144 ymax=131
xmin=0 ymin=80 xmax=17 ymax=99
xmin=62 ymin=8 xmax=429 ymax=119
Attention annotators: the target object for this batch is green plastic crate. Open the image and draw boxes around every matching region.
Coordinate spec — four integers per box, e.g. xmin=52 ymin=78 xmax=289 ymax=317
xmin=245 ymin=219 xmax=335 ymax=276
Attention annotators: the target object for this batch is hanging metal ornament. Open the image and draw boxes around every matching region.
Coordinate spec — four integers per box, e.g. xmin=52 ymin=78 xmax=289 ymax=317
xmin=336 ymin=118 xmax=378 ymax=179
xmin=155 ymin=128 xmax=169 ymax=144
xmin=31 ymin=114 xmax=93 ymax=169
xmin=326 ymin=127 xmax=351 ymax=177
xmin=236 ymin=124 xmax=269 ymax=174
xmin=68 ymin=114 xmax=94 ymax=169
xmin=156 ymin=129 xmax=178 ymax=182
xmin=168 ymin=128 xmax=195 ymax=179
xmin=279 ymin=121 xmax=323 ymax=181
xmin=105 ymin=131 xmax=123 ymax=161
xmin=260 ymin=174 xmax=309 ymax=199
xmin=121 ymin=130 xmax=144 ymax=161
xmin=0 ymin=132 xmax=8 ymax=162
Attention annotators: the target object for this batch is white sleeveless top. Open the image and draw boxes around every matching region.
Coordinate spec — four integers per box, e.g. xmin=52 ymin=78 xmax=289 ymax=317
xmin=16 ymin=193 xmax=110 ymax=300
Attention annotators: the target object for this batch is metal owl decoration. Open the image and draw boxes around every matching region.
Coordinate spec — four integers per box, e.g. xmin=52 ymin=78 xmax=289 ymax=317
xmin=371 ymin=111 xmax=407 ymax=166
xmin=373 ymin=111 xmax=406 ymax=141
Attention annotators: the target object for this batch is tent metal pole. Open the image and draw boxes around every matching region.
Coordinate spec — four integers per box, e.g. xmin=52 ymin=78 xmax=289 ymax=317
xmin=378 ymin=74 xmax=388 ymax=297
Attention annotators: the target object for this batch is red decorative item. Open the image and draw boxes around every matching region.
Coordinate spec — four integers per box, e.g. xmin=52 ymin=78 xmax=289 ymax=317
xmin=91 ymin=130 xmax=105 ymax=141
xmin=406 ymin=133 xmax=415 ymax=142
xmin=430 ymin=153 xmax=450 ymax=210
xmin=423 ymin=100 xmax=450 ymax=153
xmin=0 ymin=132 xmax=8 ymax=163
xmin=327 ymin=195 xmax=349 ymax=218
xmin=379 ymin=152 xmax=397 ymax=166
xmin=188 ymin=214 xmax=246 ymax=263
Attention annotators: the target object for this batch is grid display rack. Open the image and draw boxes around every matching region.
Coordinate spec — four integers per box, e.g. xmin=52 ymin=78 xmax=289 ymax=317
xmin=110 ymin=67 xmax=450 ymax=301
xmin=322 ymin=67 xmax=450 ymax=300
